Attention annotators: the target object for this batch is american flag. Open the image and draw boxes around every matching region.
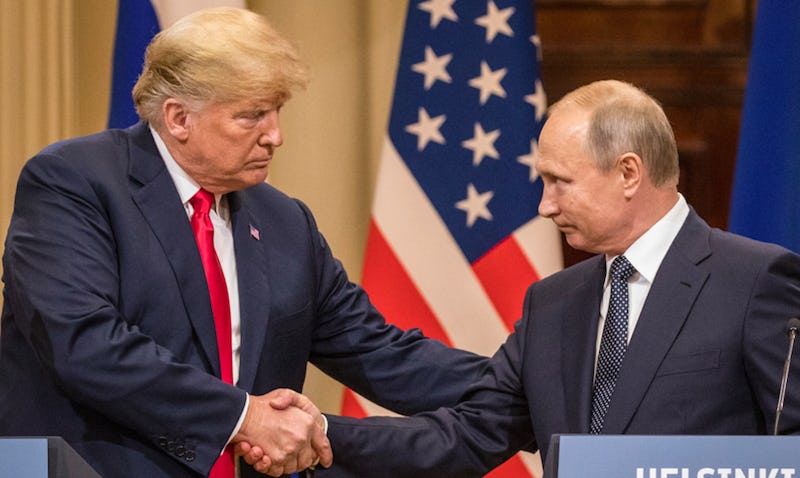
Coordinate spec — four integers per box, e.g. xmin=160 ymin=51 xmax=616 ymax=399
xmin=341 ymin=0 xmax=562 ymax=476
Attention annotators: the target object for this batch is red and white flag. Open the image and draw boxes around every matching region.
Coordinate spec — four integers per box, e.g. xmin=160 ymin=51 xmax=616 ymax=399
xmin=342 ymin=1 xmax=561 ymax=476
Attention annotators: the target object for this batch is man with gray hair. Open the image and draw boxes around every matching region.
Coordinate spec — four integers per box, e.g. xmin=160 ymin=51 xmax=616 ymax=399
xmin=0 ymin=7 xmax=486 ymax=478
xmin=313 ymin=79 xmax=800 ymax=477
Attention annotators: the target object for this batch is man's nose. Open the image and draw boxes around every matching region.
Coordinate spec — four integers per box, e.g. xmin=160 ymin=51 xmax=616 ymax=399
xmin=538 ymin=186 xmax=557 ymax=218
xmin=258 ymin=111 xmax=283 ymax=147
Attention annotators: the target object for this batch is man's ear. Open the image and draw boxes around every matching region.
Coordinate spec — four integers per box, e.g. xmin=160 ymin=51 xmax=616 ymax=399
xmin=162 ymin=98 xmax=191 ymax=142
xmin=618 ymin=152 xmax=643 ymax=198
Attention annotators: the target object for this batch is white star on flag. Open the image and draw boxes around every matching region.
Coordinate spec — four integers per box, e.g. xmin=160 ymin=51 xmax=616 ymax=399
xmin=412 ymin=46 xmax=453 ymax=90
xmin=462 ymin=122 xmax=500 ymax=166
xmin=517 ymin=139 xmax=539 ymax=182
xmin=456 ymin=183 xmax=495 ymax=227
xmin=475 ymin=0 xmax=515 ymax=43
xmin=405 ymin=107 xmax=447 ymax=151
xmin=418 ymin=0 xmax=458 ymax=28
xmin=524 ymin=79 xmax=547 ymax=121
xmin=531 ymin=34 xmax=542 ymax=61
xmin=468 ymin=61 xmax=508 ymax=105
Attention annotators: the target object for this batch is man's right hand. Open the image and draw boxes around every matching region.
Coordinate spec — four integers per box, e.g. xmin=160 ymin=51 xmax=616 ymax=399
xmin=233 ymin=389 xmax=332 ymax=476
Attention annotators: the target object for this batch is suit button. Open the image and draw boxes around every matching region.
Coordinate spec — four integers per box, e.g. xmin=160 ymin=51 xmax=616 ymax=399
xmin=166 ymin=441 xmax=175 ymax=452
xmin=158 ymin=436 xmax=168 ymax=448
xmin=175 ymin=445 xmax=186 ymax=457
xmin=185 ymin=450 xmax=195 ymax=462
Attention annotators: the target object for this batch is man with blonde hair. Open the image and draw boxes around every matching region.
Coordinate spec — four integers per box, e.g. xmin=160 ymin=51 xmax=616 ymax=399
xmin=314 ymin=80 xmax=800 ymax=477
xmin=0 ymin=7 xmax=486 ymax=478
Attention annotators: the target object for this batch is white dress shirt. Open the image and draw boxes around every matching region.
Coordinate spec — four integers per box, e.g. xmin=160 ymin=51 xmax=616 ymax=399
xmin=150 ymin=128 xmax=247 ymax=452
xmin=595 ymin=194 xmax=691 ymax=372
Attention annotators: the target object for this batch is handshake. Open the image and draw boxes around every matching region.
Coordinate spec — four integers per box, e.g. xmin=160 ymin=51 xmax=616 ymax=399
xmin=232 ymin=389 xmax=333 ymax=476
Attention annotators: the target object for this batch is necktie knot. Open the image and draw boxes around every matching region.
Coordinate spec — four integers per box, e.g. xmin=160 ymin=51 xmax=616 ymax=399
xmin=189 ymin=189 xmax=214 ymax=216
xmin=610 ymin=255 xmax=635 ymax=282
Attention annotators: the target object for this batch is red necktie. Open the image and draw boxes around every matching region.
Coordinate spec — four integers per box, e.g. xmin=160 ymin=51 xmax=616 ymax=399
xmin=189 ymin=189 xmax=235 ymax=478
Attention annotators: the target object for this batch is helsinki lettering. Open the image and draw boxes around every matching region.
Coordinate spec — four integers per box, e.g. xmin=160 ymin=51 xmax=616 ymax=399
xmin=635 ymin=468 xmax=796 ymax=478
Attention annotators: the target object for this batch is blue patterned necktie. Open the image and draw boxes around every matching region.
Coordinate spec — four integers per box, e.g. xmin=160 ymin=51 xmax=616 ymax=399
xmin=590 ymin=255 xmax=636 ymax=434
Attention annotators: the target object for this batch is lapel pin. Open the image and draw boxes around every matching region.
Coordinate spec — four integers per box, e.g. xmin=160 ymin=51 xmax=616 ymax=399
xmin=249 ymin=224 xmax=260 ymax=241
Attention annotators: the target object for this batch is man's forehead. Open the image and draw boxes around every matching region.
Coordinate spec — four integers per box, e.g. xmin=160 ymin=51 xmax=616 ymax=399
xmin=546 ymin=105 xmax=590 ymax=133
xmin=540 ymin=109 xmax=589 ymax=151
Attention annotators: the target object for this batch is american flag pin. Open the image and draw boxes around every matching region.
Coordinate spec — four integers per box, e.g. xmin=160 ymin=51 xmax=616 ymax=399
xmin=249 ymin=224 xmax=260 ymax=241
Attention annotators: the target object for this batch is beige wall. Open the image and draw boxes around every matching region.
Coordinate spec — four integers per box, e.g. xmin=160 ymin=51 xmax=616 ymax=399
xmin=0 ymin=0 xmax=407 ymax=412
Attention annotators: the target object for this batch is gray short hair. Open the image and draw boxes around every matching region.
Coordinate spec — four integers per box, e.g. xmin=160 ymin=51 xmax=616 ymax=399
xmin=549 ymin=80 xmax=679 ymax=187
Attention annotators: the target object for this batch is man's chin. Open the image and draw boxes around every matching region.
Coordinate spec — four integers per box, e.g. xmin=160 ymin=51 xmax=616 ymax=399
xmin=564 ymin=234 xmax=590 ymax=254
xmin=246 ymin=167 xmax=270 ymax=186
xmin=225 ymin=171 xmax=270 ymax=191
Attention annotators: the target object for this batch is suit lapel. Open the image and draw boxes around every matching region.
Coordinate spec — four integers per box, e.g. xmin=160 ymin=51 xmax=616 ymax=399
xmin=601 ymin=211 xmax=712 ymax=434
xmin=228 ymin=192 xmax=271 ymax=391
xmin=126 ymin=123 xmax=221 ymax=376
xmin=562 ymin=257 xmax=607 ymax=433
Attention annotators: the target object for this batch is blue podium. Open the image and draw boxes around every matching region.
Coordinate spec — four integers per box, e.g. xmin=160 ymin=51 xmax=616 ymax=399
xmin=544 ymin=435 xmax=800 ymax=478
xmin=0 ymin=437 xmax=101 ymax=478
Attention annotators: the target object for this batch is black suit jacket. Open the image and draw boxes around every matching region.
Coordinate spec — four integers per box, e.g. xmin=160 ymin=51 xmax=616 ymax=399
xmin=0 ymin=122 xmax=486 ymax=477
xmin=324 ymin=210 xmax=800 ymax=477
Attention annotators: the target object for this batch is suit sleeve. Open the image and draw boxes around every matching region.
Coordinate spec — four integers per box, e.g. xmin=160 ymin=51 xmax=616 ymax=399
xmin=741 ymin=246 xmax=800 ymax=434
xmin=3 ymin=153 xmax=245 ymax=475
xmin=321 ymin=310 xmax=536 ymax=477
xmin=296 ymin=200 xmax=489 ymax=415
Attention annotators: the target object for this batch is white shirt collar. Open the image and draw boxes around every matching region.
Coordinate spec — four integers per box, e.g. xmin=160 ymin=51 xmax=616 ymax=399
xmin=605 ymin=193 xmax=690 ymax=285
xmin=149 ymin=127 xmax=226 ymax=216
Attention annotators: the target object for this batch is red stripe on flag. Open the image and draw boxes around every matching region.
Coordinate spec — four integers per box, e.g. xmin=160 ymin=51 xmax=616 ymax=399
xmin=472 ymin=236 xmax=540 ymax=332
xmin=340 ymin=388 xmax=367 ymax=418
xmin=486 ymin=454 xmax=536 ymax=478
xmin=483 ymin=454 xmax=534 ymax=478
xmin=361 ymin=220 xmax=454 ymax=345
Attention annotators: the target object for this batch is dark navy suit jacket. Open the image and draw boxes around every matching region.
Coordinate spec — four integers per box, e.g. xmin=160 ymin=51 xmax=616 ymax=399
xmin=323 ymin=210 xmax=800 ymax=477
xmin=0 ymin=122 xmax=485 ymax=477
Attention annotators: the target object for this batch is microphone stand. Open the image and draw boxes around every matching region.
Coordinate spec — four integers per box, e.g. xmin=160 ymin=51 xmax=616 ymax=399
xmin=773 ymin=318 xmax=800 ymax=435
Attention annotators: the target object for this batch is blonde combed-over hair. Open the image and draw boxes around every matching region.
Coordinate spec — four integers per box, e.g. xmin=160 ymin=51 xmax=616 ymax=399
xmin=133 ymin=7 xmax=309 ymax=128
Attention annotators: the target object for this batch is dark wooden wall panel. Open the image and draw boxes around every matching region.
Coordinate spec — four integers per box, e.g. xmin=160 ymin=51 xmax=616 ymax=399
xmin=535 ymin=0 xmax=756 ymax=266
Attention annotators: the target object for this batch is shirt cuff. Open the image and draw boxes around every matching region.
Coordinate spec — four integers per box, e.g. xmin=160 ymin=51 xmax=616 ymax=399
xmin=222 ymin=394 xmax=328 ymax=454
xmin=223 ymin=393 xmax=249 ymax=453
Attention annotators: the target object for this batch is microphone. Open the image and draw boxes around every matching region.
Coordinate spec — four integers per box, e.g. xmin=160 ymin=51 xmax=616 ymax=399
xmin=773 ymin=317 xmax=800 ymax=435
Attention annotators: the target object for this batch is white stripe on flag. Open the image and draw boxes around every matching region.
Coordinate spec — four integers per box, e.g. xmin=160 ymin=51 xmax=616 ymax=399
xmin=372 ymin=136 xmax=509 ymax=357
xmin=521 ymin=450 xmax=545 ymax=477
xmin=514 ymin=216 xmax=563 ymax=280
